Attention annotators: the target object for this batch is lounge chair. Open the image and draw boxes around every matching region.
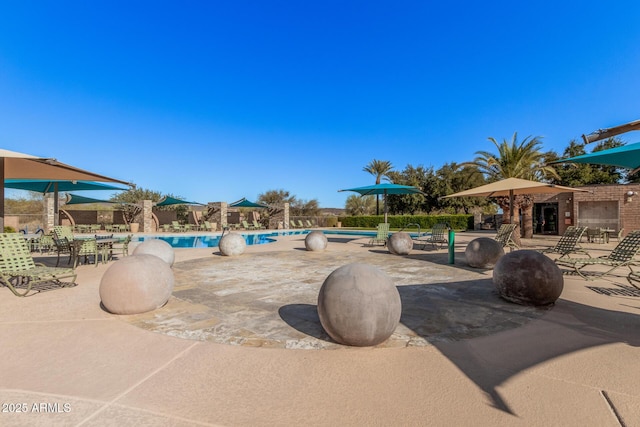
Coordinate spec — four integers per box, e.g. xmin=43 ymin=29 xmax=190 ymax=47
xmin=539 ymin=226 xmax=589 ymax=260
xmin=494 ymin=223 xmax=519 ymax=251
xmin=415 ymin=223 xmax=449 ymax=250
xmin=201 ymin=221 xmax=216 ymax=232
xmin=242 ymin=220 xmax=255 ymax=230
xmin=368 ymin=223 xmax=390 ymax=246
xmin=252 ymin=220 xmax=266 ymax=230
xmin=556 ymin=230 xmax=640 ymax=281
xmin=305 ymin=220 xmax=315 ymax=228
xmin=171 ymin=221 xmax=185 ymax=232
xmin=0 ymin=233 xmax=77 ymax=297
xmin=290 ymin=220 xmax=299 ymax=229
xmin=297 ymin=220 xmax=305 ymax=228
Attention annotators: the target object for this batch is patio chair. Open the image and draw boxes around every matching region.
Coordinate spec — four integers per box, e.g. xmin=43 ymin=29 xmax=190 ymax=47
xmin=556 ymin=230 xmax=640 ymax=281
xmin=53 ymin=225 xmax=74 ymax=241
xmin=71 ymin=238 xmax=102 ymax=268
xmin=242 ymin=220 xmax=255 ymax=230
xmin=171 ymin=221 xmax=185 ymax=232
xmin=305 ymin=220 xmax=315 ymax=228
xmin=52 ymin=236 xmax=74 ymax=266
xmin=539 ymin=226 xmax=589 ymax=260
xmin=252 ymin=220 xmax=266 ymax=230
xmin=494 ymin=223 xmax=519 ymax=251
xmin=290 ymin=220 xmax=300 ymax=229
xmin=297 ymin=220 xmax=305 ymax=228
xmin=586 ymin=227 xmax=606 ymax=244
xmin=368 ymin=223 xmax=390 ymax=246
xmin=415 ymin=223 xmax=449 ymax=250
xmin=109 ymin=234 xmax=133 ymax=259
xmin=0 ymin=233 xmax=76 ymax=297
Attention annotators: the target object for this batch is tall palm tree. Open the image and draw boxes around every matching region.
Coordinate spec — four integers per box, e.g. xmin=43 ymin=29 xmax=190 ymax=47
xmin=463 ymin=133 xmax=559 ymax=238
xmin=363 ymin=159 xmax=393 ymax=215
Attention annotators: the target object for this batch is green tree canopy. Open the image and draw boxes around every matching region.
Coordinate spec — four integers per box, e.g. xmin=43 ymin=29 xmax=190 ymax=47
xmin=363 ymin=159 xmax=394 ymax=215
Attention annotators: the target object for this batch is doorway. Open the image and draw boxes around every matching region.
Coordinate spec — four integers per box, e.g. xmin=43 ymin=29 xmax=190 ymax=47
xmin=534 ymin=203 xmax=558 ymax=235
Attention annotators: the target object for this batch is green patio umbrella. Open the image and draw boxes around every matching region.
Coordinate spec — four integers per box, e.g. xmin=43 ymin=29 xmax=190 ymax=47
xmin=64 ymin=194 xmax=123 ymax=205
xmin=4 ymin=179 xmax=128 ymax=193
xmin=552 ymin=142 xmax=640 ymax=174
xmin=155 ymin=196 xmax=204 ymax=207
xmin=339 ymin=183 xmax=425 ymax=223
xmin=228 ymin=198 xmax=270 ymax=208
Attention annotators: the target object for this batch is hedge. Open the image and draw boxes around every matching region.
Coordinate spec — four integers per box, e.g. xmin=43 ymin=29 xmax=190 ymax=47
xmin=337 ymin=215 xmax=473 ymax=230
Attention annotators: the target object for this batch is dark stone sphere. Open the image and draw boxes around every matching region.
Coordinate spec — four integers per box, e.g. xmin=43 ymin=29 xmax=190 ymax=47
xmin=465 ymin=237 xmax=505 ymax=268
xmin=493 ymin=250 xmax=563 ymax=306
xmin=317 ymin=263 xmax=401 ymax=346
xmin=305 ymin=231 xmax=328 ymax=251
xmin=387 ymin=232 xmax=414 ymax=255
xmin=99 ymin=254 xmax=174 ymax=315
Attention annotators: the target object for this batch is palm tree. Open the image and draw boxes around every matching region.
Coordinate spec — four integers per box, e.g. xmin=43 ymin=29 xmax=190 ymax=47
xmin=463 ymin=133 xmax=559 ymax=239
xmin=363 ymin=159 xmax=393 ymax=215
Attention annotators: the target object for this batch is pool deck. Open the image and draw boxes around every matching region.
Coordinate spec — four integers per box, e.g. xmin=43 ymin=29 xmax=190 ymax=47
xmin=1 ymin=230 xmax=639 ymax=426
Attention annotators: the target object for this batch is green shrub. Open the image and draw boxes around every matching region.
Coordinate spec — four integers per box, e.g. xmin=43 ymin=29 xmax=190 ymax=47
xmin=338 ymin=214 xmax=473 ymax=230
xmin=4 ymin=226 xmax=16 ymax=233
xmin=325 ymin=216 xmax=338 ymax=227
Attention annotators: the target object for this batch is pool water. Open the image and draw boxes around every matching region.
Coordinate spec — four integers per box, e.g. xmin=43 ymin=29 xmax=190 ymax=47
xmin=134 ymin=229 xmax=425 ymax=248
xmin=135 ymin=230 xmax=311 ymax=248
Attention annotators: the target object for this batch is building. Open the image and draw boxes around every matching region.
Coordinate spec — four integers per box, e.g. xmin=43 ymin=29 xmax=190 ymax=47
xmin=532 ymin=183 xmax=640 ymax=237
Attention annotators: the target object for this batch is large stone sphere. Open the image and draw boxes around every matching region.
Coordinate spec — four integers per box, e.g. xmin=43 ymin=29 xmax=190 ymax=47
xmin=465 ymin=237 xmax=505 ymax=268
xmin=99 ymin=254 xmax=174 ymax=315
xmin=132 ymin=239 xmax=175 ymax=267
xmin=305 ymin=231 xmax=328 ymax=251
xmin=219 ymin=232 xmax=246 ymax=256
xmin=493 ymin=250 xmax=564 ymax=306
xmin=387 ymin=232 xmax=413 ymax=255
xmin=317 ymin=263 xmax=401 ymax=346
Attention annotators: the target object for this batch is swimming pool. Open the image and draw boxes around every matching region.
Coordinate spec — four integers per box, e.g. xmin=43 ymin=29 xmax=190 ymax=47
xmin=134 ymin=229 xmax=381 ymax=248
xmin=134 ymin=230 xmax=310 ymax=248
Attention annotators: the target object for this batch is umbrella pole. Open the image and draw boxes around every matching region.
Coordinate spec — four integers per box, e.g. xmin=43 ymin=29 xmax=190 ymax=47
xmin=509 ymin=189 xmax=514 ymax=224
xmin=0 ymin=158 xmax=4 ymax=230
xmin=54 ymin=182 xmax=59 ymax=226
xmin=384 ymin=190 xmax=388 ymax=223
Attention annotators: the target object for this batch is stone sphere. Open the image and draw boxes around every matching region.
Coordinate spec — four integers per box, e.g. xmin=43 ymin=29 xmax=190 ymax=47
xmin=219 ymin=232 xmax=246 ymax=256
xmin=387 ymin=232 xmax=414 ymax=255
xmin=305 ymin=231 xmax=328 ymax=251
xmin=493 ymin=250 xmax=564 ymax=306
xmin=465 ymin=237 xmax=505 ymax=268
xmin=99 ymin=254 xmax=174 ymax=315
xmin=132 ymin=239 xmax=175 ymax=267
xmin=317 ymin=263 xmax=401 ymax=346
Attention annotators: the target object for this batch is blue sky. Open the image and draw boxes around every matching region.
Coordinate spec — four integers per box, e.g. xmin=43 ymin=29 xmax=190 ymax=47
xmin=2 ymin=1 xmax=640 ymax=207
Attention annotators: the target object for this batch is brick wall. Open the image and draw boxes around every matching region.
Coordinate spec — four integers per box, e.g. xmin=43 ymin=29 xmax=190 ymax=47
xmin=533 ymin=183 xmax=640 ymax=237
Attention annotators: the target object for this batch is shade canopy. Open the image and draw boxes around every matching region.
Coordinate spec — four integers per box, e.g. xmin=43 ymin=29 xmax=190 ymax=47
xmin=64 ymin=194 xmax=121 ymax=205
xmin=442 ymin=177 xmax=588 ymax=223
xmin=552 ymin=142 xmax=640 ymax=173
xmin=340 ymin=183 xmax=425 ymax=223
xmin=0 ymin=148 xmax=133 ymax=228
xmin=5 ymin=179 xmax=127 ymax=193
xmin=155 ymin=196 xmax=204 ymax=207
xmin=228 ymin=197 xmax=270 ymax=208
xmin=340 ymin=183 xmax=426 ymax=196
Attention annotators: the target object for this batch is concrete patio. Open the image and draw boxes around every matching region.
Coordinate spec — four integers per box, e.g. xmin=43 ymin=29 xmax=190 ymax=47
xmin=1 ymin=230 xmax=639 ymax=426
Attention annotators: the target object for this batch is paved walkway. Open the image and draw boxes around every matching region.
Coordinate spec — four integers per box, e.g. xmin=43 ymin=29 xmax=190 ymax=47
xmin=1 ymin=230 xmax=639 ymax=426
